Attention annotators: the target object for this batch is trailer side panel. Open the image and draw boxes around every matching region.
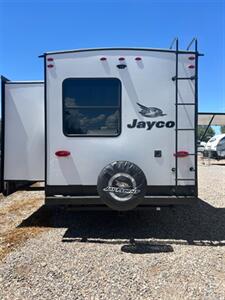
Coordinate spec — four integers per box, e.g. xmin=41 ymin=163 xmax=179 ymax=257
xmin=4 ymin=82 xmax=44 ymax=181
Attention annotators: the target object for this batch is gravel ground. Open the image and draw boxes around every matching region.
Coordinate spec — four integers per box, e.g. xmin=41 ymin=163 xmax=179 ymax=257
xmin=0 ymin=161 xmax=225 ymax=299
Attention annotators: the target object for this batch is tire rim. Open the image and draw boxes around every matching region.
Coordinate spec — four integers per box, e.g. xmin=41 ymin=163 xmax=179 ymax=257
xmin=106 ymin=172 xmax=139 ymax=201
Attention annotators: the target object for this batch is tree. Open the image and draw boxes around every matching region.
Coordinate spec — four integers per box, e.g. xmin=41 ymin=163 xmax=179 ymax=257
xmin=198 ymin=125 xmax=215 ymax=142
xmin=221 ymin=126 xmax=225 ymax=134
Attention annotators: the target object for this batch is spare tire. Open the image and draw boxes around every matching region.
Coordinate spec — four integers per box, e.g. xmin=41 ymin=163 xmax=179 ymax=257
xmin=97 ymin=161 xmax=147 ymax=211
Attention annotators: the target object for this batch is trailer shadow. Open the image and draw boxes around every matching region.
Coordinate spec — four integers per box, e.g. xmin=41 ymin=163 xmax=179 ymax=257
xmin=18 ymin=197 xmax=225 ymax=252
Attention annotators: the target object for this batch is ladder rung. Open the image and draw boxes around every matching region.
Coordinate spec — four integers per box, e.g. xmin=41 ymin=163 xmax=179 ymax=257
xmin=177 ymin=52 xmax=197 ymax=55
xmin=172 ymin=76 xmax=196 ymax=81
xmin=177 ymin=179 xmax=196 ymax=181
xmin=177 ymin=128 xmax=195 ymax=131
xmin=176 ymin=103 xmax=196 ymax=105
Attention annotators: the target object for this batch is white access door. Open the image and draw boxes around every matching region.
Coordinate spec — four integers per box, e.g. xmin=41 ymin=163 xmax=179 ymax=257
xmin=3 ymin=81 xmax=44 ymax=181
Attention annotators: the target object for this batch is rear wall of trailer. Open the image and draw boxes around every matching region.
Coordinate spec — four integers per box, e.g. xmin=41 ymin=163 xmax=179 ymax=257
xmin=45 ymin=48 xmax=196 ymax=195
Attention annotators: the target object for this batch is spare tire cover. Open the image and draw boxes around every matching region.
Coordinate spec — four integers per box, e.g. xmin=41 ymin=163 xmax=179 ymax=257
xmin=97 ymin=161 xmax=147 ymax=211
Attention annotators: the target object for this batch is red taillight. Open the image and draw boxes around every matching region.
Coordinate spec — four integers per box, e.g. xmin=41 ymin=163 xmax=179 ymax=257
xmin=100 ymin=57 xmax=107 ymax=61
xmin=47 ymin=57 xmax=54 ymax=61
xmin=55 ymin=150 xmax=71 ymax=157
xmin=119 ymin=57 xmax=125 ymax=61
xmin=174 ymin=151 xmax=189 ymax=158
xmin=135 ymin=57 xmax=142 ymax=61
xmin=47 ymin=64 xmax=54 ymax=68
xmin=188 ymin=56 xmax=195 ymax=60
xmin=188 ymin=64 xmax=195 ymax=69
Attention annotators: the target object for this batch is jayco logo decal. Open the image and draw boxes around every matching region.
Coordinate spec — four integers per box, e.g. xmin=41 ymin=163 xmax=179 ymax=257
xmin=137 ymin=103 xmax=166 ymax=118
xmin=127 ymin=102 xmax=175 ymax=130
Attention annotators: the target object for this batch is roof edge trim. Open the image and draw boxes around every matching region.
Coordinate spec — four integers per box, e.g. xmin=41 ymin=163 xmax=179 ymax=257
xmin=39 ymin=47 xmax=203 ymax=58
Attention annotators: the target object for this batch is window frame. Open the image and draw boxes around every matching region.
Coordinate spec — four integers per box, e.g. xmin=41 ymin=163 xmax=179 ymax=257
xmin=62 ymin=77 xmax=122 ymax=137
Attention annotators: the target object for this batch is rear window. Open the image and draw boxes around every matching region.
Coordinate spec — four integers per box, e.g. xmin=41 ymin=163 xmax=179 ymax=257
xmin=63 ymin=78 xmax=121 ymax=136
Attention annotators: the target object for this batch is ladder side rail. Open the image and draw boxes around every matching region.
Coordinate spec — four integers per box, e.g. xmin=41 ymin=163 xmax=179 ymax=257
xmin=175 ymin=39 xmax=179 ymax=191
xmin=194 ymin=39 xmax=198 ymax=196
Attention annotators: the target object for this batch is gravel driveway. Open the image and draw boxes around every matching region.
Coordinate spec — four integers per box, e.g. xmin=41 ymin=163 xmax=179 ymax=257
xmin=0 ymin=162 xmax=225 ymax=299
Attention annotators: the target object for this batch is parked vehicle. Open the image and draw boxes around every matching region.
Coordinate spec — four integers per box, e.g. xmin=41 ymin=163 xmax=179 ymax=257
xmin=203 ymin=134 xmax=225 ymax=159
xmin=1 ymin=39 xmax=201 ymax=210
xmin=197 ymin=140 xmax=206 ymax=152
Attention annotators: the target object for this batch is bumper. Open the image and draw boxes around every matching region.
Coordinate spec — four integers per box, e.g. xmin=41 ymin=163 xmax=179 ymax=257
xmin=45 ymin=195 xmax=198 ymax=209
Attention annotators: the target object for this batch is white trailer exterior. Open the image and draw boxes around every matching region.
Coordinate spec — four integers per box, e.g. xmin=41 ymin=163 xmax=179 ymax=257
xmin=42 ymin=45 xmax=199 ymax=209
xmin=1 ymin=40 xmax=201 ymax=210
xmin=1 ymin=77 xmax=44 ymax=195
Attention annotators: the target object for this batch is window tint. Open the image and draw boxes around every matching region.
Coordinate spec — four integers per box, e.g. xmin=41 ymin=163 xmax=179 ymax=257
xmin=63 ymin=78 xmax=121 ymax=136
xmin=63 ymin=78 xmax=120 ymax=107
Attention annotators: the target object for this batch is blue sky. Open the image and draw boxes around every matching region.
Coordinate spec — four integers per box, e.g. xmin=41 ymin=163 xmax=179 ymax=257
xmin=0 ymin=0 xmax=224 ymax=113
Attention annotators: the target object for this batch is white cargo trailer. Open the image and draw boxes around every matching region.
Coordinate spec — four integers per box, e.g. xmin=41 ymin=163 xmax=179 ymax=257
xmin=1 ymin=39 xmax=202 ymax=210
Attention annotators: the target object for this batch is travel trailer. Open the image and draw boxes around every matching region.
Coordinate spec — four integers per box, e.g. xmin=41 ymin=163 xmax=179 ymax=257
xmin=1 ymin=39 xmax=202 ymax=211
xmin=203 ymin=134 xmax=225 ymax=159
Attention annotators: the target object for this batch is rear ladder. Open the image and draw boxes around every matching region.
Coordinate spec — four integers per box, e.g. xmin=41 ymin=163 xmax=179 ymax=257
xmin=170 ymin=38 xmax=199 ymax=194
